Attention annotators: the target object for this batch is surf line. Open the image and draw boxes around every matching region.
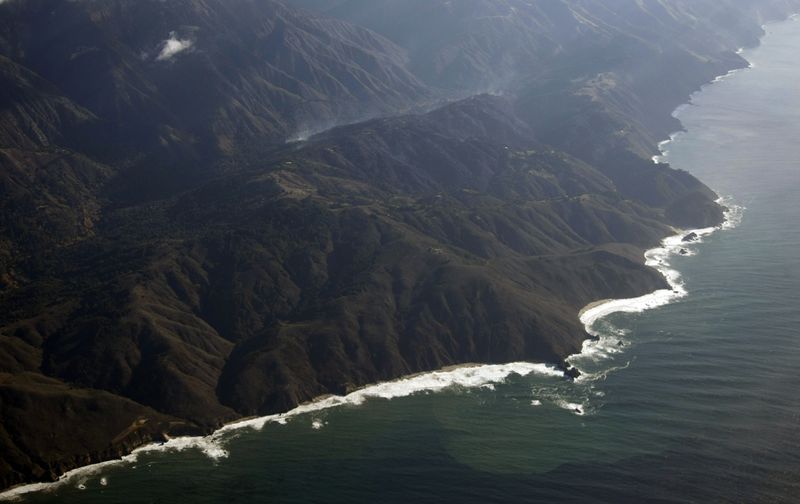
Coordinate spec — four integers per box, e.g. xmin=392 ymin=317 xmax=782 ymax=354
xmin=0 ymin=129 xmax=747 ymax=504
xmin=0 ymin=195 xmax=743 ymax=501
xmin=0 ymin=361 xmax=565 ymax=500
xmin=0 ymin=27 xmax=763 ymax=502
xmin=569 ymin=198 xmax=742 ymax=375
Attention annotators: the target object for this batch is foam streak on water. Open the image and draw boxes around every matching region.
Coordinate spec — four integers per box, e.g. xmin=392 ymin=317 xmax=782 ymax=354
xmin=0 ymin=197 xmax=744 ymax=501
xmin=570 ymin=197 xmax=742 ymax=374
xmin=0 ymin=362 xmax=561 ymax=501
xmin=216 ymin=362 xmax=563 ymax=434
xmin=0 ymin=19 xmax=778 ymax=498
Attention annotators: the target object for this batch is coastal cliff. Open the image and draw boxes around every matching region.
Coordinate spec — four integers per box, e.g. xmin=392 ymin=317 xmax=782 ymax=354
xmin=1 ymin=0 xmax=797 ymax=491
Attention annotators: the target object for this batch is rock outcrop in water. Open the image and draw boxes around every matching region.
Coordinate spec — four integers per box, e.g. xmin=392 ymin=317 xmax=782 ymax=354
xmin=1 ymin=0 xmax=798 ymax=491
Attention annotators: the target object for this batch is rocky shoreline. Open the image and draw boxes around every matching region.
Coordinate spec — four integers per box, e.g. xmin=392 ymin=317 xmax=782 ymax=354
xmin=1 ymin=0 xmax=796 ymax=493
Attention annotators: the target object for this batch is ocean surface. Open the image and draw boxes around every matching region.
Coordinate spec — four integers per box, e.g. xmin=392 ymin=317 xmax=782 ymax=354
xmin=7 ymin=15 xmax=800 ymax=504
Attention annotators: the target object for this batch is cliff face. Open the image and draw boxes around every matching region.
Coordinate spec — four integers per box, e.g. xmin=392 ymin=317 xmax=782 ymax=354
xmin=0 ymin=0 xmax=797 ymax=491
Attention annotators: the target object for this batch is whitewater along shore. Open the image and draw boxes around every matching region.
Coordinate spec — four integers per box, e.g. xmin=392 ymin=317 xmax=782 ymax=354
xmin=1 ymin=1 xmax=794 ymax=493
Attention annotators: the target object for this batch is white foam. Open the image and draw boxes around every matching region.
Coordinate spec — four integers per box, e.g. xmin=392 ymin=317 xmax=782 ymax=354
xmin=0 ymin=455 xmax=138 ymax=501
xmin=556 ymin=400 xmax=586 ymax=416
xmin=653 ymin=49 xmax=763 ymax=166
xmin=133 ymin=435 xmax=229 ymax=460
xmin=0 ymin=48 xmax=753 ymax=493
xmin=577 ymin=360 xmax=633 ymax=384
xmin=0 ymin=362 xmax=562 ymax=501
xmin=0 ymin=429 xmax=243 ymax=500
xmin=720 ymin=200 xmax=745 ymax=230
xmin=652 ymin=132 xmax=683 ymax=163
xmin=573 ymin=199 xmax=742 ymax=368
xmin=0 ymin=193 xmax=745 ymax=501
xmin=217 ymin=362 xmax=562 ymax=434
xmin=571 ymin=335 xmax=627 ymax=365
xmin=712 ymin=67 xmax=746 ymax=84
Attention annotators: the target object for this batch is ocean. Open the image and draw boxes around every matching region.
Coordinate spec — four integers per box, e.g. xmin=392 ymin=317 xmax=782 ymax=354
xmin=5 ymin=14 xmax=800 ymax=504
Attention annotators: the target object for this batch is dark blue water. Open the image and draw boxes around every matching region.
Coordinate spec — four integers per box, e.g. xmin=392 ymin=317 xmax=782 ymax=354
xmin=7 ymin=15 xmax=800 ymax=504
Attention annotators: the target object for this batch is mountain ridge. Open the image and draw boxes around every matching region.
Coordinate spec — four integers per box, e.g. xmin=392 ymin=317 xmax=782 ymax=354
xmin=1 ymin=0 xmax=797 ymax=491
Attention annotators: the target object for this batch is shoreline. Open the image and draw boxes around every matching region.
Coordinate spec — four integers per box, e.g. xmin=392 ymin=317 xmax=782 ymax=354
xmin=568 ymin=198 xmax=742 ymax=372
xmin=652 ymin=13 xmax=799 ymax=165
xmin=0 ymin=362 xmax=563 ymax=501
xmin=0 ymin=194 xmax=745 ymax=504
xmin=0 ymin=13 xmax=788 ymax=502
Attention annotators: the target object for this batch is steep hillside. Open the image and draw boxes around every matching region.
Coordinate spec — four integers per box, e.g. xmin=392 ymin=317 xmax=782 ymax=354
xmin=0 ymin=0 xmax=795 ymax=492
xmin=0 ymin=0 xmax=433 ymax=285
xmin=0 ymin=94 xmax=718 ymax=489
xmin=288 ymin=0 xmax=791 ymax=92
xmin=0 ymin=0 xmax=429 ymax=150
xmin=289 ymin=0 xmax=799 ymax=156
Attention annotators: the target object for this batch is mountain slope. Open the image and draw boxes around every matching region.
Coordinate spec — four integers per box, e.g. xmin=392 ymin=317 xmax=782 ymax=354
xmin=288 ymin=0 xmax=799 ymax=156
xmin=0 ymin=0 xmax=796 ymax=492
xmin=288 ymin=0 xmax=791 ymax=92
xmin=0 ymin=0 xmax=434 ymax=286
xmin=0 ymin=94 xmax=715 ymax=488
xmin=0 ymin=0 xmax=430 ymax=150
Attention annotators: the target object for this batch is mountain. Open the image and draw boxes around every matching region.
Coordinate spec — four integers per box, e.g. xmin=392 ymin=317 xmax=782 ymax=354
xmin=0 ymin=0 xmax=433 ymax=290
xmin=287 ymin=0 xmax=796 ymax=155
xmin=0 ymin=0 xmax=797 ymax=491
xmin=287 ymin=0 xmax=789 ymax=91
xmin=0 ymin=0 xmax=429 ymax=147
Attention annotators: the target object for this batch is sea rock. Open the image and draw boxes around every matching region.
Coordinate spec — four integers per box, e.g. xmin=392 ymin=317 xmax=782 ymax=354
xmin=679 ymin=248 xmax=689 ymax=255
xmin=564 ymin=367 xmax=582 ymax=381
xmin=0 ymin=0 xmax=782 ymax=491
xmin=682 ymin=232 xmax=699 ymax=242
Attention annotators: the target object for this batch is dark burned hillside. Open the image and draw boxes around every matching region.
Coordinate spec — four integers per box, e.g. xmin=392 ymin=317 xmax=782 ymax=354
xmin=0 ymin=0 xmax=796 ymax=490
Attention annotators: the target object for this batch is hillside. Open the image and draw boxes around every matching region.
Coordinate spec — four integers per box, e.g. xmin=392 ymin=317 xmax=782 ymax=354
xmin=1 ymin=0 xmax=797 ymax=491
